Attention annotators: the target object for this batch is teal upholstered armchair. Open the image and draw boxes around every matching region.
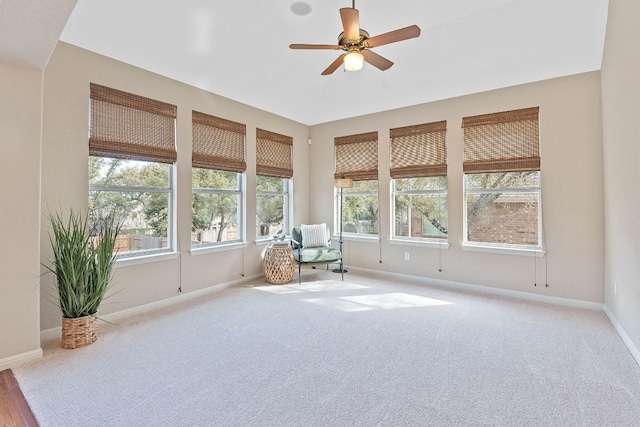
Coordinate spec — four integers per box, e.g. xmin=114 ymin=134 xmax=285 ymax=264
xmin=291 ymin=225 xmax=343 ymax=284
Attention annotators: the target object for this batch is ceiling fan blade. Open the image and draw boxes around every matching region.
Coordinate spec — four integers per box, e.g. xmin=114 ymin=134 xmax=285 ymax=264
xmin=340 ymin=7 xmax=360 ymax=41
xmin=289 ymin=44 xmax=341 ymax=50
xmin=321 ymin=54 xmax=347 ymax=75
xmin=362 ymin=50 xmax=394 ymax=71
xmin=364 ymin=25 xmax=421 ymax=48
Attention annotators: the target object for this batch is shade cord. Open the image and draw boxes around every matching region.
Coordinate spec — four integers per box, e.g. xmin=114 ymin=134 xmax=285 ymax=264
xmin=176 ymin=222 xmax=183 ymax=293
xmin=438 ymin=196 xmax=443 ymax=272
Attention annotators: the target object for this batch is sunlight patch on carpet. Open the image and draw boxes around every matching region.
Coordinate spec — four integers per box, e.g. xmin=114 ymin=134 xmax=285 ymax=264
xmin=303 ymin=292 xmax=454 ymax=312
xmin=252 ymin=280 xmax=369 ymax=294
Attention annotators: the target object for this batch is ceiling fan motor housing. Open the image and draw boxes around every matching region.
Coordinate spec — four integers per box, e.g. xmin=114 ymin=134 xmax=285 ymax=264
xmin=338 ymin=29 xmax=370 ymax=51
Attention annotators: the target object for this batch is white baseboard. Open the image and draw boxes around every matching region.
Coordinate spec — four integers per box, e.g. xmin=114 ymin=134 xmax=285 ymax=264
xmin=603 ymin=305 xmax=640 ymax=367
xmin=348 ymin=266 xmax=604 ymax=311
xmin=41 ymin=273 xmax=262 ymax=342
xmin=0 ymin=348 xmax=43 ymax=371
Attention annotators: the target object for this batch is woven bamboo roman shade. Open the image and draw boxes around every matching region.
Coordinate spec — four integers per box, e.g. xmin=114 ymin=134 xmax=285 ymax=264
xmin=390 ymin=121 xmax=447 ymax=179
xmin=462 ymin=107 xmax=540 ymax=173
xmin=192 ymin=111 xmax=246 ymax=172
xmin=256 ymin=128 xmax=293 ymax=178
xmin=89 ymin=83 xmax=177 ymax=164
xmin=334 ymin=131 xmax=378 ymax=181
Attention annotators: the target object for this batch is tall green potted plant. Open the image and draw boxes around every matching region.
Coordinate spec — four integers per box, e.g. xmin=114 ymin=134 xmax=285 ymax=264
xmin=46 ymin=210 xmax=121 ymax=349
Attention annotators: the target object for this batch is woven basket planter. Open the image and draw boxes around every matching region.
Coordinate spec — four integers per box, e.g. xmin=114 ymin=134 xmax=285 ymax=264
xmin=61 ymin=315 xmax=98 ymax=349
xmin=263 ymin=245 xmax=295 ymax=284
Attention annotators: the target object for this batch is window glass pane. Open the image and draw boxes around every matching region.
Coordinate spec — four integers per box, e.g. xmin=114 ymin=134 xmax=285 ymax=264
xmin=256 ymin=176 xmax=287 ymax=238
xmin=257 ymin=194 xmax=285 ymax=237
xmin=393 ymin=177 xmax=448 ymax=240
xmin=89 ymin=190 xmax=169 ymax=256
xmin=89 ymin=157 xmax=169 ymax=187
xmin=256 ymin=175 xmax=285 ymax=192
xmin=192 ymin=168 xmax=238 ymax=190
xmin=465 ymin=171 xmax=539 ymax=190
xmin=192 ymin=168 xmax=242 ymax=247
xmin=344 ymin=179 xmax=378 ymax=193
xmin=394 ymin=176 xmax=447 ymax=192
xmin=342 ymin=180 xmax=378 ymax=235
xmin=192 ymin=193 xmax=240 ymax=245
xmin=89 ymin=156 xmax=172 ymax=257
xmin=395 ymin=194 xmax=447 ymax=239
xmin=466 ymin=192 xmax=539 ymax=245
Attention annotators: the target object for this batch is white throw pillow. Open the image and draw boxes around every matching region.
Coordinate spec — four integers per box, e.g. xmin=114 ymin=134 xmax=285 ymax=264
xmin=301 ymin=223 xmax=329 ymax=248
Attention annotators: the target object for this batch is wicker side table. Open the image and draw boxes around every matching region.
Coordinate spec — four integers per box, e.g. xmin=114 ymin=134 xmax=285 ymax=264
xmin=263 ymin=244 xmax=295 ymax=284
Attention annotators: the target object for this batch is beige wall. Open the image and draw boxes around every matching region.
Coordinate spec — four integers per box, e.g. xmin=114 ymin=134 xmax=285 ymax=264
xmin=601 ymin=0 xmax=640 ymax=350
xmin=0 ymin=61 xmax=42 ymax=362
xmin=24 ymin=40 xmax=610 ymax=350
xmin=310 ymin=72 xmax=605 ymax=303
xmin=40 ymin=42 xmax=311 ymax=330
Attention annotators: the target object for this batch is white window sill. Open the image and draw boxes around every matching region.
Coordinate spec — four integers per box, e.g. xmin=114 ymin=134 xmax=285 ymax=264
xmin=388 ymin=238 xmax=450 ymax=250
xmin=115 ymin=251 xmax=179 ymax=268
xmin=190 ymin=242 xmax=248 ymax=256
xmin=462 ymin=243 xmax=545 ymax=257
xmin=333 ymin=234 xmax=380 ymax=243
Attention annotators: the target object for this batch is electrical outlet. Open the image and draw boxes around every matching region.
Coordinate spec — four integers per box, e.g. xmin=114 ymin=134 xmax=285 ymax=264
xmin=404 ymin=252 xmax=410 ymax=261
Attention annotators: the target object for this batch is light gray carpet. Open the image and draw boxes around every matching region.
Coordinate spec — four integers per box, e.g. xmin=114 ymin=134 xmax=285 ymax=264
xmin=14 ymin=271 xmax=640 ymax=426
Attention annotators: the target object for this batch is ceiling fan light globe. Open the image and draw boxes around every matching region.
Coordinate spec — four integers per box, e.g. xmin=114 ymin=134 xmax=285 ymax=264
xmin=344 ymin=51 xmax=364 ymax=71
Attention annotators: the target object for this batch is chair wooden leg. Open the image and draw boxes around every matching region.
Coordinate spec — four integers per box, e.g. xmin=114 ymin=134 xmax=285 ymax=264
xmin=298 ymin=262 xmax=301 ymax=284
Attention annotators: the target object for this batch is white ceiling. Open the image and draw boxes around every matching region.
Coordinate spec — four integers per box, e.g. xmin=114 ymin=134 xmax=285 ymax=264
xmin=2 ymin=0 xmax=610 ymax=126
xmin=0 ymin=0 xmax=77 ymax=69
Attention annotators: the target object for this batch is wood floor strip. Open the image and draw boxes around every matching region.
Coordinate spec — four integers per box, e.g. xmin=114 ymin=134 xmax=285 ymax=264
xmin=0 ymin=369 xmax=38 ymax=427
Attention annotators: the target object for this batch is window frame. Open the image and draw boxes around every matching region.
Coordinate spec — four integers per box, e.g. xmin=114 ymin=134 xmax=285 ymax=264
xmin=391 ymin=177 xmax=448 ymax=243
xmin=191 ymin=168 xmax=244 ymax=248
xmin=88 ymin=156 xmax=175 ymax=259
xmin=337 ymin=180 xmax=380 ymax=239
xmin=255 ymin=175 xmax=291 ymax=242
xmin=462 ymin=171 xmax=543 ymax=251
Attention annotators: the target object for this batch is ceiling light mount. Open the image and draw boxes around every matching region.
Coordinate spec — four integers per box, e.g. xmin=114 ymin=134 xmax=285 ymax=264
xmin=290 ymin=2 xmax=312 ymax=16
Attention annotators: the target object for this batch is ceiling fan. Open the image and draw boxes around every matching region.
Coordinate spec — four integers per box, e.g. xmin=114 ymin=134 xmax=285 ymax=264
xmin=289 ymin=0 xmax=421 ymax=75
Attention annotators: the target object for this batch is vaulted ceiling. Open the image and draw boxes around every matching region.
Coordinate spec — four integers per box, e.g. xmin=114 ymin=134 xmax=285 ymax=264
xmin=1 ymin=0 xmax=609 ymax=125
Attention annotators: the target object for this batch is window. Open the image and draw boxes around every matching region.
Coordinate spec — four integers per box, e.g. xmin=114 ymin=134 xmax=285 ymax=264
xmin=393 ymin=177 xmax=447 ymax=240
xmin=256 ymin=176 xmax=289 ymax=238
xmin=89 ymin=158 xmax=173 ymax=255
xmin=191 ymin=111 xmax=246 ymax=247
xmin=462 ymin=107 xmax=541 ymax=248
xmin=334 ymin=131 xmax=379 ymax=236
xmin=256 ymin=128 xmax=293 ymax=240
xmin=390 ymin=121 xmax=448 ymax=241
xmin=192 ymin=168 xmax=242 ymax=245
xmin=88 ymin=83 xmax=177 ymax=257
xmin=465 ymin=172 xmax=540 ymax=246
xmin=341 ymin=180 xmax=379 ymax=235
